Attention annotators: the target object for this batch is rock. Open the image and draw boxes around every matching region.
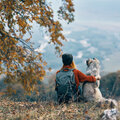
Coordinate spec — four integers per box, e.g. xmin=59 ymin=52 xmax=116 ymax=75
xmin=100 ymin=109 xmax=119 ymax=120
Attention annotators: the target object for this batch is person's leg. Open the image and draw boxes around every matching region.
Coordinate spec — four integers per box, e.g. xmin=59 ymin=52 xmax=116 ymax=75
xmin=65 ymin=95 xmax=72 ymax=104
xmin=58 ymin=94 xmax=65 ymax=104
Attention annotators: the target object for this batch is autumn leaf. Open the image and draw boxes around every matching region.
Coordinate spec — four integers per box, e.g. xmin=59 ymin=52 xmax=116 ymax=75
xmin=0 ymin=23 xmax=4 ymax=30
xmin=0 ymin=0 xmax=75 ymax=94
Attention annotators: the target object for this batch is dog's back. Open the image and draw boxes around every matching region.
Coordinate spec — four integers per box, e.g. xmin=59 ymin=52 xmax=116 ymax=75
xmin=82 ymin=58 xmax=103 ymax=101
xmin=82 ymin=81 xmax=103 ymax=101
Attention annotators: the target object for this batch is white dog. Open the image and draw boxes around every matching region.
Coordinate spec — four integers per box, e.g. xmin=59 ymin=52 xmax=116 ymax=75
xmin=82 ymin=58 xmax=103 ymax=101
xmin=82 ymin=58 xmax=117 ymax=108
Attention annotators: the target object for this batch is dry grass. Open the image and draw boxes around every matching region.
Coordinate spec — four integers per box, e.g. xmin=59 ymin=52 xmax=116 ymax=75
xmin=0 ymin=97 xmax=120 ymax=120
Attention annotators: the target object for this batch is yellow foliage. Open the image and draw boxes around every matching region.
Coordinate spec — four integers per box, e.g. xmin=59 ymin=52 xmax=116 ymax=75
xmin=0 ymin=23 xmax=4 ymax=30
xmin=0 ymin=0 xmax=75 ymax=94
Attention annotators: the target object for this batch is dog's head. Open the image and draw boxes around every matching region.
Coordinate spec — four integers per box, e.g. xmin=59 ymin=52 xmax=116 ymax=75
xmin=86 ymin=58 xmax=100 ymax=79
xmin=86 ymin=58 xmax=100 ymax=67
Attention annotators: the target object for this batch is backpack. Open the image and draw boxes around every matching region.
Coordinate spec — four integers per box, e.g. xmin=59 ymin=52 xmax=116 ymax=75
xmin=56 ymin=68 xmax=77 ymax=103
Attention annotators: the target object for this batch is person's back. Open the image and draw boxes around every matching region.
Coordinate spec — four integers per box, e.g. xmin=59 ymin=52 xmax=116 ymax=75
xmin=55 ymin=53 xmax=96 ymax=104
xmin=56 ymin=68 xmax=77 ymax=104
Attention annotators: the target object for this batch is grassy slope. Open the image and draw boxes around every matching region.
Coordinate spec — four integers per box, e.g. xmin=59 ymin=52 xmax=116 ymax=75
xmin=0 ymin=72 xmax=120 ymax=120
xmin=0 ymin=97 xmax=120 ymax=120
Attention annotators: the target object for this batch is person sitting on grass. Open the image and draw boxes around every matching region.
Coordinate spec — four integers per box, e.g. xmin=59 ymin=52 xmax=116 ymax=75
xmin=55 ymin=53 xmax=97 ymax=104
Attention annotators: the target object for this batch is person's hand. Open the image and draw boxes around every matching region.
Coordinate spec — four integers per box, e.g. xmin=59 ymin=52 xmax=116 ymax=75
xmin=95 ymin=76 xmax=101 ymax=80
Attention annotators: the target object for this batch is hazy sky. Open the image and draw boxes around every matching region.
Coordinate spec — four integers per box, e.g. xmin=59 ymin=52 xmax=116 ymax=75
xmin=53 ymin=0 xmax=120 ymax=72
xmin=50 ymin=0 xmax=120 ymax=32
xmin=32 ymin=0 xmax=120 ymax=73
xmin=74 ymin=0 xmax=120 ymax=22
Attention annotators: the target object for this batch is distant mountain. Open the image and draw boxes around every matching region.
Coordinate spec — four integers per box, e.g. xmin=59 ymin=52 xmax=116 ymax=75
xmin=31 ymin=26 xmax=120 ymax=74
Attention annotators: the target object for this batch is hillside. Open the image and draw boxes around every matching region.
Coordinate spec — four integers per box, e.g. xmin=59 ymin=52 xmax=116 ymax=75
xmin=0 ymin=71 xmax=120 ymax=119
xmin=0 ymin=71 xmax=120 ymax=101
xmin=0 ymin=97 xmax=120 ymax=120
xmin=100 ymin=71 xmax=120 ymax=98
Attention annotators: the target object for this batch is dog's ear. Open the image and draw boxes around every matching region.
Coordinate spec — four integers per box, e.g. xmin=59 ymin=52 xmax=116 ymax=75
xmin=86 ymin=59 xmax=92 ymax=67
xmin=93 ymin=58 xmax=98 ymax=61
xmin=93 ymin=58 xmax=100 ymax=64
xmin=86 ymin=59 xmax=89 ymax=67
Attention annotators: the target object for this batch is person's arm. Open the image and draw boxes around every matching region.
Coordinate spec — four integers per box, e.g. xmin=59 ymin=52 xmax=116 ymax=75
xmin=75 ymin=69 xmax=96 ymax=83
